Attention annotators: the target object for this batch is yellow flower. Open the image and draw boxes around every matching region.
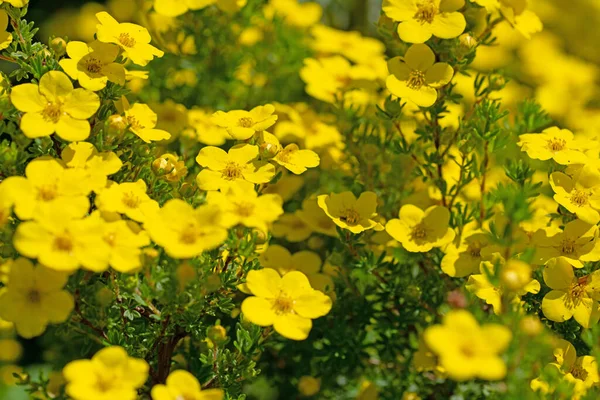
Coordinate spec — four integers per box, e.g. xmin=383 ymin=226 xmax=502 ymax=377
xmin=153 ymin=0 xmax=213 ymax=17
xmin=518 ymin=127 xmax=590 ymax=165
xmin=0 ymin=11 xmax=12 ymax=51
xmin=10 ymin=71 xmax=100 ymax=140
xmin=424 ymin=310 xmax=511 ymax=381
xmin=96 ymin=12 xmax=164 ymax=66
xmin=298 ymin=376 xmax=321 ymax=396
xmin=124 ymin=102 xmax=172 ymax=143
xmin=541 ymin=258 xmax=600 ymax=328
xmin=466 ymin=259 xmax=540 ymax=314
xmin=63 ymin=346 xmax=149 ymax=400
xmin=386 ymin=205 xmax=455 ymax=252
xmin=144 ymin=199 xmax=228 ymax=259
xmin=206 ymin=182 xmax=283 ymax=233
xmin=550 ymin=169 xmax=600 ymax=225
xmin=386 ymin=44 xmax=454 ymax=108
xmin=297 ymin=198 xmax=337 ymax=237
xmin=212 ymin=104 xmax=278 ymax=140
xmin=13 ymin=208 xmax=110 ymax=272
xmin=264 ymin=0 xmax=322 ymax=28
xmin=0 ymin=339 xmax=21 ymax=363
xmin=383 ymin=0 xmax=466 ymax=43
xmin=101 ymin=217 xmax=150 ymax=273
xmin=61 ymin=141 xmax=123 ymax=193
xmin=317 ymin=191 xmax=382 ymax=234
xmin=272 ymin=213 xmax=313 ymax=242
xmin=273 ymin=144 xmax=320 ymax=174
xmin=532 ymin=219 xmax=596 ymax=268
xmin=0 ymin=0 xmax=28 ymax=7
xmin=441 ymin=231 xmax=491 ymax=277
xmin=151 ymin=369 xmax=224 ymax=400
xmin=59 ymin=40 xmax=126 ymax=91
xmin=0 ymin=258 xmax=73 ymax=339
xmin=187 ymin=108 xmax=230 ymax=145
xmin=96 ymin=180 xmax=160 ymax=223
xmin=241 ymin=269 xmax=332 ymax=340
xmin=0 ymin=157 xmax=89 ymax=220
xmin=195 ymin=144 xmax=276 ymax=191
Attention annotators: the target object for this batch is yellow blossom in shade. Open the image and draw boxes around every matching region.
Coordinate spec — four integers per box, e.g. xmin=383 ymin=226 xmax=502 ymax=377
xmin=212 ymin=104 xmax=278 ymax=140
xmin=101 ymin=217 xmax=150 ymax=273
xmin=206 ymin=182 xmax=283 ymax=233
xmin=272 ymin=212 xmax=313 ymax=242
xmin=532 ymin=219 xmax=596 ymax=268
xmin=0 ymin=258 xmax=74 ymax=339
xmin=13 ymin=208 xmax=110 ymax=272
xmin=317 ymin=191 xmax=382 ymax=234
xmin=0 ymin=11 xmax=12 ymax=51
xmin=96 ymin=180 xmax=160 ymax=223
xmin=63 ymin=346 xmax=149 ymax=400
xmin=518 ymin=127 xmax=590 ymax=165
xmin=59 ymin=41 xmax=126 ymax=91
xmin=187 ymin=108 xmax=230 ymax=146
xmin=541 ymin=258 xmax=600 ymax=328
xmin=0 ymin=339 xmax=22 ymax=363
xmin=386 ymin=205 xmax=455 ymax=252
xmin=153 ymin=0 xmax=214 ymax=17
xmin=0 ymin=0 xmax=28 ymax=6
xmin=272 ymin=144 xmax=320 ymax=174
xmin=259 ymin=244 xmax=321 ymax=276
xmin=441 ymin=231 xmax=491 ymax=277
xmin=144 ymin=199 xmax=228 ymax=259
xmin=550 ymin=169 xmax=600 ymax=225
xmin=297 ymin=198 xmax=337 ymax=237
xmin=151 ymin=370 xmax=224 ymax=400
xmin=298 ymin=376 xmax=321 ymax=397
xmin=0 ymin=157 xmax=89 ymax=221
xmin=263 ymin=173 xmax=304 ymax=202
xmin=386 ymin=44 xmax=454 ymax=108
xmin=424 ymin=310 xmax=511 ymax=381
xmin=264 ymin=0 xmax=322 ymax=28
xmin=124 ymin=102 xmax=172 ymax=143
xmin=10 ymin=71 xmax=100 ymax=141
xmin=357 ymin=380 xmax=379 ymax=400
xmin=95 ymin=12 xmax=164 ymax=66
xmin=195 ymin=144 xmax=276 ymax=191
xmin=61 ymin=141 xmax=123 ymax=193
xmin=241 ymin=269 xmax=332 ymax=340
xmin=383 ymin=0 xmax=466 ymax=43
xmin=466 ymin=259 xmax=540 ymax=314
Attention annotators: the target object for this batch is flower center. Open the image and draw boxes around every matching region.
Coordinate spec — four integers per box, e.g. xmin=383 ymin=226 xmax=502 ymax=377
xmin=570 ymin=190 xmax=589 ymax=207
xmin=127 ymin=115 xmax=145 ymax=130
xmin=221 ymin=162 xmax=243 ymax=180
xmin=85 ymin=57 xmax=103 ymax=74
xmin=28 ymin=290 xmax=41 ymax=304
xmin=122 ymin=191 xmax=141 ymax=208
xmin=567 ymin=276 xmax=589 ymax=307
xmin=571 ymin=364 xmax=589 ymax=381
xmin=276 ymin=147 xmax=295 ymax=163
xmin=272 ymin=295 xmax=294 ymax=315
xmin=235 ymin=202 xmax=255 ymax=217
xmin=238 ymin=117 xmax=253 ymax=128
xmin=179 ymin=224 xmax=198 ymax=244
xmin=546 ymin=138 xmax=566 ymax=152
xmin=340 ymin=208 xmax=360 ymax=225
xmin=407 ymin=70 xmax=426 ymax=90
xmin=411 ymin=223 xmax=428 ymax=240
xmin=414 ymin=0 xmax=438 ymax=24
xmin=460 ymin=344 xmax=475 ymax=358
xmin=37 ymin=184 xmax=58 ymax=201
xmin=104 ymin=233 xmax=116 ymax=247
xmin=118 ymin=32 xmax=136 ymax=47
xmin=42 ymin=102 xmax=63 ymax=123
xmin=560 ymin=238 xmax=576 ymax=254
xmin=467 ymin=241 xmax=482 ymax=257
xmin=54 ymin=234 xmax=73 ymax=252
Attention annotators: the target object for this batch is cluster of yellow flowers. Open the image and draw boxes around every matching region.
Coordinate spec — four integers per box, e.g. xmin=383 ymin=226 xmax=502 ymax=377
xmin=1 ymin=0 xmax=600 ymax=398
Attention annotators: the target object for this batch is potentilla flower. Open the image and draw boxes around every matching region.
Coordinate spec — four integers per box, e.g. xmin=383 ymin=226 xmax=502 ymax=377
xmin=0 ymin=11 xmax=12 ymax=51
xmin=272 ymin=143 xmax=320 ymax=174
xmin=386 ymin=204 xmax=455 ymax=252
xmin=532 ymin=219 xmax=597 ymax=268
xmin=99 ymin=215 xmax=151 ymax=273
xmin=386 ymin=44 xmax=454 ymax=108
xmin=60 ymin=40 xmax=126 ymax=91
xmin=541 ymin=258 xmax=600 ymax=328
xmin=317 ymin=191 xmax=382 ymax=234
xmin=61 ymin=142 xmax=123 ymax=193
xmin=0 ymin=258 xmax=74 ymax=338
xmin=383 ymin=0 xmax=466 ymax=43
xmin=95 ymin=180 xmax=160 ymax=223
xmin=441 ymin=230 xmax=491 ymax=277
xmin=151 ymin=370 xmax=224 ymax=400
xmin=153 ymin=0 xmax=213 ymax=17
xmin=96 ymin=12 xmax=164 ymax=66
xmin=550 ymin=168 xmax=600 ymax=225
xmin=63 ymin=346 xmax=149 ymax=400
xmin=424 ymin=310 xmax=512 ymax=381
xmin=297 ymin=197 xmax=337 ymax=237
xmin=144 ymin=199 xmax=228 ymax=259
xmin=123 ymin=102 xmax=172 ymax=143
xmin=195 ymin=144 xmax=276 ymax=191
xmin=518 ymin=127 xmax=591 ymax=165
xmin=241 ymin=269 xmax=332 ymax=340
xmin=212 ymin=104 xmax=278 ymax=140
xmin=10 ymin=71 xmax=100 ymax=141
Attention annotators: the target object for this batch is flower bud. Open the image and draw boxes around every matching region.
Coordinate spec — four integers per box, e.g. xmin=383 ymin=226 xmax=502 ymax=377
xmin=205 ymin=273 xmax=221 ymax=293
xmin=95 ymin=287 xmax=114 ymax=307
xmin=107 ymin=114 xmax=128 ymax=137
xmin=520 ymin=316 xmax=543 ymax=336
xmin=459 ymin=33 xmax=477 ymax=51
xmin=500 ymin=260 xmax=532 ymax=291
xmin=176 ymin=262 xmax=196 ymax=290
xmin=298 ymin=376 xmax=321 ymax=397
xmin=207 ymin=325 xmax=228 ymax=344
xmin=50 ymin=37 xmax=67 ymax=57
xmin=152 ymin=153 xmax=178 ymax=175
